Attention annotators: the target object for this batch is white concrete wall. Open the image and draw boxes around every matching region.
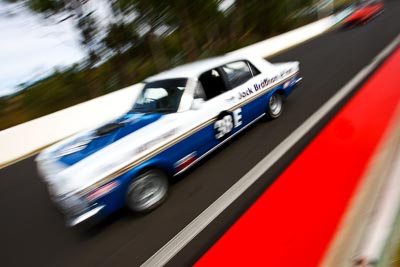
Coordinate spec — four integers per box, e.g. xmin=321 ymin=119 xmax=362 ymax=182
xmin=0 ymin=16 xmax=336 ymax=167
xmin=0 ymin=84 xmax=142 ymax=166
xmin=228 ymin=16 xmax=334 ymax=58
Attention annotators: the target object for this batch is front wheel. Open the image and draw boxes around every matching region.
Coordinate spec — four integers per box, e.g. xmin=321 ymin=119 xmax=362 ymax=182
xmin=126 ymin=169 xmax=168 ymax=213
xmin=266 ymin=93 xmax=284 ymax=119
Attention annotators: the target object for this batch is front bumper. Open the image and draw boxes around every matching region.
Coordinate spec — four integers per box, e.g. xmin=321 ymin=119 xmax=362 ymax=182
xmin=66 ymin=204 xmax=105 ymax=227
xmin=49 ymin=190 xmax=105 ymax=227
xmin=37 ymin=158 xmax=110 ymax=227
xmin=294 ymin=77 xmax=303 ymax=85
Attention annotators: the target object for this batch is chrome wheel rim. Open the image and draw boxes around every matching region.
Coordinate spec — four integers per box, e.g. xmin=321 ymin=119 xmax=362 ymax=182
xmin=269 ymin=94 xmax=282 ymax=116
xmin=127 ymin=171 xmax=167 ymax=212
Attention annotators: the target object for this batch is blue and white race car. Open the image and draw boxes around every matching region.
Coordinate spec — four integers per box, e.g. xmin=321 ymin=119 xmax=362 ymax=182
xmin=36 ymin=54 xmax=302 ymax=227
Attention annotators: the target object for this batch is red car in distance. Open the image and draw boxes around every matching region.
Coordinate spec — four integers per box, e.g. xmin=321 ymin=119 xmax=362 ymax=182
xmin=343 ymin=0 xmax=384 ymax=27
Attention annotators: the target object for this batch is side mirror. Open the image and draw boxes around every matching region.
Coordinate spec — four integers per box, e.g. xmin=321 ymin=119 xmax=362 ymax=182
xmin=191 ymin=98 xmax=205 ymax=110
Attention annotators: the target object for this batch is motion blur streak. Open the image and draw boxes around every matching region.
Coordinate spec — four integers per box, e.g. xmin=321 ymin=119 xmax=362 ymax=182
xmin=1 ymin=1 xmax=400 ymax=266
xmin=195 ymin=47 xmax=400 ymax=267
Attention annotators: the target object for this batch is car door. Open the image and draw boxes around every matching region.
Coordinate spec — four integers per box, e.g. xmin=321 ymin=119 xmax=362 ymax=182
xmin=186 ymin=61 xmax=257 ymax=154
xmin=197 ymin=66 xmax=244 ymax=138
xmin=219 ymin=60 xmax=266 ymax=125
xmin=170 ymin=61 xmax=265 ymax=173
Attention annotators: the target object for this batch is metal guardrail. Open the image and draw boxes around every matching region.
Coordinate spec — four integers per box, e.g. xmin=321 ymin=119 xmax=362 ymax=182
xmin=354 ymin=112 xmax=400 ymax=266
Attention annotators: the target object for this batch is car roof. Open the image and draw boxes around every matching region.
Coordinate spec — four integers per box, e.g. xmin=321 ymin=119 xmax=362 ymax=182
xmin=144 ymin=54 xmax=255 ymax=83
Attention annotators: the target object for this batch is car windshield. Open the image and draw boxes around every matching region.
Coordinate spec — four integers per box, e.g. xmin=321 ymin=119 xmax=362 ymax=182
xmin=131 ymin=78 xmax=187 ymax=113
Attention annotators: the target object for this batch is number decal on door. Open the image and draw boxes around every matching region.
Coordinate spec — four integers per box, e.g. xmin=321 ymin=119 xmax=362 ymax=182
xmin=214 ymin=108 xmax=242 ymax=139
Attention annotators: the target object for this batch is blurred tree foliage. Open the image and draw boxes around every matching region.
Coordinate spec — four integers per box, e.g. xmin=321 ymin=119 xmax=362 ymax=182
xmin=1 ymin=0 xmax=314 ymax=130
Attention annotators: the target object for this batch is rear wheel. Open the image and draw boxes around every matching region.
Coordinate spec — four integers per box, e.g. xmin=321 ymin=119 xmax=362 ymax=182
xmin=126 ymin=169 xmax=168 ymax=213
xmin=266 ymin=93 xmax=284 ymax=119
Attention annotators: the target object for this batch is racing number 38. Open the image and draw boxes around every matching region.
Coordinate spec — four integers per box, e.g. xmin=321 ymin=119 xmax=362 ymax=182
xmin=214 ymin=108 xmax=242 ymax=139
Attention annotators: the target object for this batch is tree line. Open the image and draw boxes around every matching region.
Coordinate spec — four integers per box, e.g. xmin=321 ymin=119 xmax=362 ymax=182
xmin=1 ymin=0 xmax=321 ymax=130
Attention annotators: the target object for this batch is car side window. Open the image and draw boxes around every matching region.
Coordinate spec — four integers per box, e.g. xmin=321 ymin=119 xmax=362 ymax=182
xmin=248 ymin=61 xmax=261 ymax=76
xmin=199 ymin=68 xmax=228 ymax=100
xmin=194 ymin=82 xmax=206 ymax=100
xmin=221 ymin=61 xmax=258 ymax=88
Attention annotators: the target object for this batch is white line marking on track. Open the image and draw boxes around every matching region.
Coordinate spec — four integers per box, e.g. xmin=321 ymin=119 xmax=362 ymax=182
xmin=141 ymin=34 xmax=400 ymax=267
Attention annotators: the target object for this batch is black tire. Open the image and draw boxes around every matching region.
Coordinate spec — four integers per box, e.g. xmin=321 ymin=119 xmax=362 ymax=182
xmin=126 ymin=169 xmax=168 ymax=213
xmin=266 ymin=93 xmax=284 ymax=119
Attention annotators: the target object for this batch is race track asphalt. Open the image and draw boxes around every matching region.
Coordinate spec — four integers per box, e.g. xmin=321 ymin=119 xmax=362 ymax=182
xmin=1 ymin=1 xmax=400 ymax=266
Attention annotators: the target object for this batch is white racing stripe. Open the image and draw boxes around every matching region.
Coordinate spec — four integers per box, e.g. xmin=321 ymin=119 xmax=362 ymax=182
xmin=141 ymin=34 xmax=400 ymax=267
